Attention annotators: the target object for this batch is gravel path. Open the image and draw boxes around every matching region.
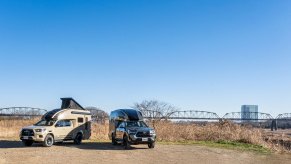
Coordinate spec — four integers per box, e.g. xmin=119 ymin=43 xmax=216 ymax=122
xmin=0 ymin=140 xmax=290 ymax=164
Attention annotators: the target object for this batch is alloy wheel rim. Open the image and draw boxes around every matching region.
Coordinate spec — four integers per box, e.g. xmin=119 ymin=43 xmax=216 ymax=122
xmin=47 ymin=137 xmax=52 ymax=145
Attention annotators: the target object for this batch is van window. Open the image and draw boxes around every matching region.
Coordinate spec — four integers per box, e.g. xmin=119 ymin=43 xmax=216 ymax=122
xmin=55 ymin=120 xmax=63 ymax=127
xmin=78 ymin=117 xmax=84 ymax=123
xmin=56 ymin=120 xmax=71 ymax=127
xmin=118 ymin=122 xmax=125 ymax=128
xmin=64 ymin=120 xmax=72 ymax=127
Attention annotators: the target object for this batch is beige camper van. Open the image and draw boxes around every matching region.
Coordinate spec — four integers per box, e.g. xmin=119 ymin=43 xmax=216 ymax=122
xmin=19 ymin=98 xmax=91 ymax=147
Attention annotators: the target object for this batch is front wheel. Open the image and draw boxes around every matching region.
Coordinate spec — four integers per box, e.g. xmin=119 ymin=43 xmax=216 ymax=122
xmin=43 ymin=134 xmax=54 ymax=147
xmin=148 ymin=142 xmax=155 ymax=149
xmin=74 ymin=133 xmax=83 ymax=145
xmin=123 ymin=135 xmax=130 ymax=149
xmin=22 ymin=140 xmax=33 ymax=146
xmin=112 ymin=134 xmax=117 ymax=145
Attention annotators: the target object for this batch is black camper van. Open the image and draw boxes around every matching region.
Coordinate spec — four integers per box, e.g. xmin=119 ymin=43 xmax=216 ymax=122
xmin=108 ymin=109 xmax=156 ymax=149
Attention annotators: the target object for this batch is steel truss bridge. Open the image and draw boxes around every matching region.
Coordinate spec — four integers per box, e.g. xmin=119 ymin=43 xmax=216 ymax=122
xmin=141 ymin=110 xmax=291 ymax=122
xmin=0 ymin=107 xmax=47 ymax=117
xmin=1 ymin=107 xmax=291 ymax=122
xmin=222 ymin=112 xmax=274 ymax=121
xmin=141 ymin=110 xmax=221 ymax=120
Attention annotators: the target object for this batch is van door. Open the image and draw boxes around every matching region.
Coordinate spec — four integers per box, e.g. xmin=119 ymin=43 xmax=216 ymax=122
xmin=84 ymin=117 xmax=91 ymax=139
xmin=54 ymin=120 xmax=73 ymax=140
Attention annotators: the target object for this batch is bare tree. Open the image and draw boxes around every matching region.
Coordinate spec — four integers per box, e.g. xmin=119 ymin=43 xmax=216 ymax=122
xmin=133 ymin=100 xmax=177 ymax=120
xmin=85 ymin=107 xmax=109 ymax=124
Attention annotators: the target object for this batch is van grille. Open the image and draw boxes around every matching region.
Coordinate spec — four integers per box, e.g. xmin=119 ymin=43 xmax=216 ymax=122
xmin=21 ymin=129 xmax=34 ymax=136
xmin=136 ymin=131 xmax=151 ymax=137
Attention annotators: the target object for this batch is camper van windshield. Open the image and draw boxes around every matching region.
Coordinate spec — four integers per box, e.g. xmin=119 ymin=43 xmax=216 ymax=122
xmin=126 ymin=121 xmax=148 ymax=128
xmin=34 ymin=120 xmax=56 ymax=126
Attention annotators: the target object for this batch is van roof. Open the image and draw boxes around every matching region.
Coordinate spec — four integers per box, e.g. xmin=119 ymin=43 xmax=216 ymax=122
xmin=42 ymin=98 xmax=86 ymax=120
xmin=115 ymin=109 xmax=143 ymax=121
xmin=42 ymin=108 xmax=62 ymax=120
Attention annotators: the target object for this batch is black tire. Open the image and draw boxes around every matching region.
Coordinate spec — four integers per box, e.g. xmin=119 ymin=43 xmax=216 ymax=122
xmin=112 ymin=133 xmax=117 ymax=145
xmin=22 ymin=140 xmax=33 ymax=146
xmin=148 ymin=142 xmax=155 ymax=149
xmin=43 ymin=134 xmax=54 ymax=147
xmin=74 ymin=133 xmax=83 ymax=145
xmin=123 ymin=135 xmax=130 ymax=149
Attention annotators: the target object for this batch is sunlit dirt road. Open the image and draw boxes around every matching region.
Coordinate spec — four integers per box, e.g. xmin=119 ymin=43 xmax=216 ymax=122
xmin=0 ymin=140 xmax=290 ymax=164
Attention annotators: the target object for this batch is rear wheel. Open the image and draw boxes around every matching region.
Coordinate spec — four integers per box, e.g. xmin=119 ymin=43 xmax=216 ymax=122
xmin=43 ymin=134 xmax=54 ymax=147
xmin=123 ymin=135 xmax=130 ymax=149
xmin=112 ymin=133 xmax=117 ymax=145
xmin=74 ymin=133 xmax=83 ymax=145
xmin=148 ymin=142 xmax=155 ymax=149
xmin=22 ymin=140 xmax=33 ymax=146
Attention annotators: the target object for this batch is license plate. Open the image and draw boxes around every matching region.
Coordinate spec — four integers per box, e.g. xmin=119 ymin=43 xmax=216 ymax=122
xmin=23 ymin=136 xmax=29 ymax=139
xmin=142 ymin=138 xmax=148 ymax=142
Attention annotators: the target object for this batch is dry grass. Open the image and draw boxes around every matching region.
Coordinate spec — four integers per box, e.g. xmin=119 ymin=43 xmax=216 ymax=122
xmin=154 ymin=121 xmax=270 ymax=151
xmin=263 ymin=129 xmax=291 ymax=152
xmin=91 ymin=122 xmax=109 ymax=141
xmin=0 ymin=118 xmax=40 ymax=139
xmin=0 ymin=119 xmax=290 ymax=152
xmin=154 ymin=121 xmax=264 ymax=143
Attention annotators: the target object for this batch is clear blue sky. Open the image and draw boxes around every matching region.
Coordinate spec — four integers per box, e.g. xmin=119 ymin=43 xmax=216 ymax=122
xmin=0 ymin=0 xmax=290 ymax=117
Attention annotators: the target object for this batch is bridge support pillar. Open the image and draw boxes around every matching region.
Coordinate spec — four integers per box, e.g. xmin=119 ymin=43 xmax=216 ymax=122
xmin=271 ymin=119 xmax=277 ymax=131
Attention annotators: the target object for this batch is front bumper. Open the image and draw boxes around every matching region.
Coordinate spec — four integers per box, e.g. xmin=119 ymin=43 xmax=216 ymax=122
xmin=20 ymin=135 xmax=45 ymax=142
xmin=20 ymin=132 xmax=47 ymax=142
xmin=128 ymin=134 xmax=156 ymax=144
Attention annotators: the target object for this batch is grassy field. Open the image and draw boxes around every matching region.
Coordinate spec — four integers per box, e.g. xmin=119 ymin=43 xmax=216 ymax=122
xmin=158 ymin=140 xmax=270 ymax=154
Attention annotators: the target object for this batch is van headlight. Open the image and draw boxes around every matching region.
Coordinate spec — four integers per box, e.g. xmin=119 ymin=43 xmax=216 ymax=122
xmin=150 ymin=130 xmax=156 ymax=135
xmin=35 ymin=128 xmax=46 ymax=133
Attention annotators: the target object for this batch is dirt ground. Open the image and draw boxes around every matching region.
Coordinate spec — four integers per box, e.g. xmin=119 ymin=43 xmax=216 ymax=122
xmin=0 ymin=140 xmax=291 ymax=164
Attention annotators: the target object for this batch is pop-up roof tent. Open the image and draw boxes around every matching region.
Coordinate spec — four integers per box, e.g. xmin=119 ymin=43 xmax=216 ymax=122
xmin=60 ymin=97 xmax=85 ymax=110
xmin=42 ymin=98 xmax=85 ymax=120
